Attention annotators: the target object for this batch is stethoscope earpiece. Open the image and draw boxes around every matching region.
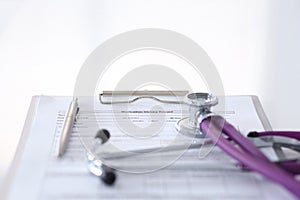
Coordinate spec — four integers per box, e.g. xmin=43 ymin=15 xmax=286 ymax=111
xmin=88 ymin=129 xmax=117 ymax=186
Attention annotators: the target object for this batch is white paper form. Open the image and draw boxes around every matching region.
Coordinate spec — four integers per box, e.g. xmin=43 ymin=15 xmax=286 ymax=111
xmin=2 ymin=95 xmax=296 ymax=200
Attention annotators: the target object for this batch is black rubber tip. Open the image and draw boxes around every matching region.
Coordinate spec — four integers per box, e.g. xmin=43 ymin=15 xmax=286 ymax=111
xmin=247 ymin=131 xmax=259 ymax=138
xmin=95 ymin=129 xmax=110 ymax=144
xmin=101 ymin=171 xmax=116 ymax=186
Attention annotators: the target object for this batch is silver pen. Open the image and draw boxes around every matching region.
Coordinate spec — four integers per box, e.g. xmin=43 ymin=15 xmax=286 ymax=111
xmin=57 ymin=97 xmax=79 ymax=157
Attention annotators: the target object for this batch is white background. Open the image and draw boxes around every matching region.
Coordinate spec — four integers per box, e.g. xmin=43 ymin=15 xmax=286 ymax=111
xmin=0 ymin=0 xmax=300 ymax=185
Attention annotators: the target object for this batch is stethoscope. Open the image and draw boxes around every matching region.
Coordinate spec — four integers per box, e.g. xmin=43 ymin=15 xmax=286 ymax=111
xmin=87 ymin=92 xmax=300 ymax=198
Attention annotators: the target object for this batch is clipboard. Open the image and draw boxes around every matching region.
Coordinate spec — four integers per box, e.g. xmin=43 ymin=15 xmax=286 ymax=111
xmin=1 ymin=92 xmax=295 ymax=200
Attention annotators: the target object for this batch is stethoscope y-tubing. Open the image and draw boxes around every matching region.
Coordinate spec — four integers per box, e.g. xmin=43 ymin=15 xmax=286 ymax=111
xmin=200 ymin=116 xmax=300 ymax=199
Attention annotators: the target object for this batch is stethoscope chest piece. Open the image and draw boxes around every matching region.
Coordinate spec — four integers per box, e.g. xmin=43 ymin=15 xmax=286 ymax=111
xmin=176 ymin=92 xmax=218 ymax=138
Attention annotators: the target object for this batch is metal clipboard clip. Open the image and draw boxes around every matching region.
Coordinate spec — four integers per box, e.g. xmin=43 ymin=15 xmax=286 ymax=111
xmin=99 ymin=90 xmax=189 ymax=104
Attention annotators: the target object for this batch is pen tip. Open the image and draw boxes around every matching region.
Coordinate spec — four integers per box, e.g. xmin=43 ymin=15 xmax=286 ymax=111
xmin=57 ymin=149 xmax=63 ymax=157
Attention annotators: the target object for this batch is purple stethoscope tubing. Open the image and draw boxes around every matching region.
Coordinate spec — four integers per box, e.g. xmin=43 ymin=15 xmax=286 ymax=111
xmin=200 ymin=115 xmax=300 ymax=199
xmin=250 ymin=131 xmax=300 ymax=140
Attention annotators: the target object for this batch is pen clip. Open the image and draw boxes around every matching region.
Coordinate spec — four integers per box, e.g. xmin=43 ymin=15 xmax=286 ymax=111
xmin=75 ymin=107 xmax=80 ymax=121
